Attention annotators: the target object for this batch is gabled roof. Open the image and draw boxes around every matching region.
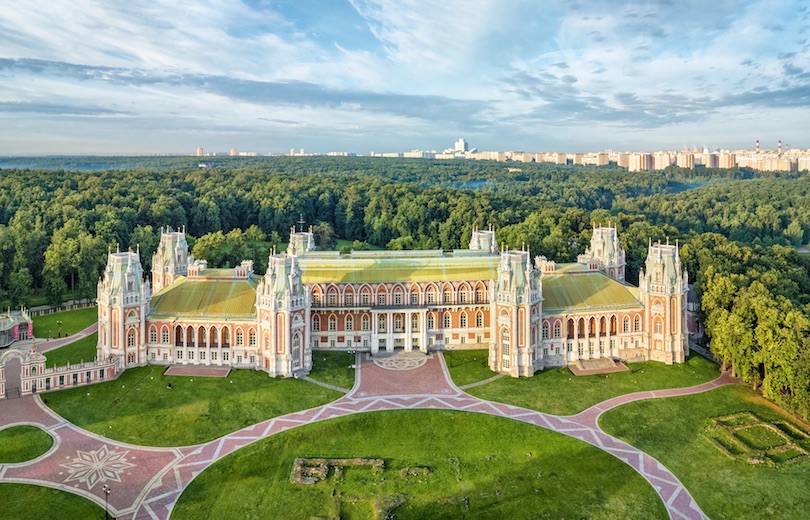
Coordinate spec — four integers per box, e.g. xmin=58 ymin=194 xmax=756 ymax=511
xmin=542 ymin=272 xmax=642 ymax=314
xmin=150 ymin=276 xmax=258 ymax=320
xmin=299 ymin=250 xmax=498 ymax=284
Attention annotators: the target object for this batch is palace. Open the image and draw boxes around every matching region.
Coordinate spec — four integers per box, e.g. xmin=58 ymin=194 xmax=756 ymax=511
xmin=97 ymin=225 xmax=688 ymax=378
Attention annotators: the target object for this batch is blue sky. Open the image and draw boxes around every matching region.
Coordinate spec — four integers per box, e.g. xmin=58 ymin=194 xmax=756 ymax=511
xmin=0 ymin=0 xmax=808 ymax=155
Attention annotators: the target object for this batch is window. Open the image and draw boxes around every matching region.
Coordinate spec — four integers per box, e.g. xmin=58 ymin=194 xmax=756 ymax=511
xmin=460 ymin=314 xmax=467 ymax=328
xmin=553 ymin=322 xmax=561 ymax=338
xmin=427 ymin=291 xmax=435 ymax=304
xmin=127 ymin=330 xmax=136 ymax=348
xmin=362 ymin=292 xmax=370 ymax=305
xmin=249 ymin=330 xmax=256 ymax=346
xmin=236 ymin=330 xmax=244 ymax=346
xmin=163 ymin=353 xmax=168 ymax=361
xmin=459 ymin=290 xmax=467 ymax=303
xmin=346 ymin=315 xmax=354 ymax=331
xmin=328 ymin=293 xmax=337 ymax=306
xmin=345 ymin=293 xmax=353 ymax=305
xmin=177 ymin=350 xmax=183 ymax=359
xmin=428 ymin=314 xmax=435 ymax=329
xmin=313 ymin=316 xmax=320 ymax=331
xmin=150 ymin=329 xmax=157 ymax=344
xmin=378 ymin=317 xmax=386 ymax=332
xmin=395 ymin=293 xmax=402 ymax=305
xmin=443 ymin=313 xmax=451 ymax=328
xmin=150 ymin=352 xmax=156 ymax=360
xmin=501 ymin=328 xmax=510 ymax=368
xmin=443 ymin=291 xmax=451 ymax=304
xmin=223 ymin=352 xmax=229 ymax=362
xmin=411 ymin=314 xmax=418 ymax=331
xmin=378 ymin=293 xmax=386 ymax=305
xmin=362 ymin=315 xmax=370 ymax=331
xmin=411 ymin=292 xmax=418 ymax=305
xmin=475 ymin=289 xmax=483 ymax=303
xmin=329 ymin=315 xmax=337 ymax=331
xmin=313 ymin=293 xmax=321 ymax=305
xmin=211 ymin=352 xmax=217 ymax=360
xmin=634 ymin=316 xmax=641 ymax=332
xmin=162 ymin=329 xmax=169 ymax=344
xmin=623 ymin=317 xmax=630 ymax=333
xmin=200 ymin=351 xmax=206 ymax=360
xmin=188 ymin=351 xmax=195 ymax=360
xmin=542 ymin=324 xmax=549 ymax=339
xmin=655 ymin=320 xmax=662 ymax=334
xmin=394 ymin=315 xmax=403 ymax=331
xmin=476 ymin=313 xmax=483 ymax=328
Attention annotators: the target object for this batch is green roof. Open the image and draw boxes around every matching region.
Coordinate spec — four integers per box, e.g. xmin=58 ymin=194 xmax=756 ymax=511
xmin=555 ymin=263 xmax=590 ymax=273
xmin=542 ymin=272 xmax=642 ymax=314
xmin=150 ymin=276 xmax=258 ymax=319
xmin=299 ymin=251 xmax=498 ymax=284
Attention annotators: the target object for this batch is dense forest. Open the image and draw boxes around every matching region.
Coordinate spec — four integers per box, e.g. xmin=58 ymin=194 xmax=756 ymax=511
xmin=1 ymin=156 xmax=809 ymax=419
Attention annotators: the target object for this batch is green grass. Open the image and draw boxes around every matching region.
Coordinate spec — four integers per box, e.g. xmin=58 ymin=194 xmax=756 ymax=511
xmin=173 ymin=410 xmax=667 ymax=520
xmin=43 ymin=366 xmax=343 ymax=446
xmin=0 ymin=426 xmax=53 ymax=463
xmin=0 ymin=484 xmax=103 ymax=519
xmin=309 ymin=351 xmax=356 ymax=390
xmin=465 ymin=354 xmax=720 ymax=415
xmin=600 ymin=384 xmax=810 ymax=520
xmin=444 ymin=349 xmax=496 ymax=386
xmin=335 ymin=238 xmax=386 ymax=251
xmin=44 ymin=333 xmax=98 ymax=368
xmin=32 ymin=307 xmax=97 ymax=338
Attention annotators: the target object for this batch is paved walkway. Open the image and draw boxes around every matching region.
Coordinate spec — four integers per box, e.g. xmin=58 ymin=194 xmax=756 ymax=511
xmin=0 ymin=349 xmax=736 ymax=519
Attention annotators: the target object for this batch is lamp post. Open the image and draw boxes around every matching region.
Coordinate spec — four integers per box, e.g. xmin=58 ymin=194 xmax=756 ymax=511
xmin=102 ymin=484 xmax=111 ymax=519
xmin=57 ymin=320 xmax=63 ymax=338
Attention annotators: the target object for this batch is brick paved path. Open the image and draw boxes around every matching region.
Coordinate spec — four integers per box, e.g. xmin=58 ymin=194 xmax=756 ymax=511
xmin=0 ymin=349 xmax=735 ymax=520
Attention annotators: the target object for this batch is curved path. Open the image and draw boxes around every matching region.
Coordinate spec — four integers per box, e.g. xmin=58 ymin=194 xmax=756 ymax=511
xmin=0 ymin=350 xmax=735 ymax=520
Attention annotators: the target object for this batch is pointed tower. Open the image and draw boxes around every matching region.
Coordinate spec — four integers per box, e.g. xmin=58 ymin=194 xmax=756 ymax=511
xmin=469 ymin=226 xmax=498 ymax=253
xmin=288 ymin=227 xmax=316 ymax=255
xmin=489 ymin=248 xmax=543 ymax=377
xmin=638 ymin=240 xmax=688 ymax=363
xmin=97 ymin=249 xmax=151 ymax=367
xmin=151 ymin=227 xmax=191 ymax=293
xmin=579 ymin=224 xmax=626 ymax=281
xmin=256 ymin=249 xmax=311 ymax=377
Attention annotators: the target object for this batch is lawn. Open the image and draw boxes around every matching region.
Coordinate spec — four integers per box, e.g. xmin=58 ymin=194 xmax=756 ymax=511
xmin=44 ymin=333 xmax=98 ymax=368
xmin=465 ymin=354 xmax=720 ymax=415
xmin=0 ymin=426 xmax=53 ymax=463
xmin=309 ymin=351 xmax=356 ymax=390
xmin=600 ymin=384 xmax=810 ymax=520
xmin=444 ymin=349 xmax=496 ymax=386
xmin=32 ymin=307 xmax=97 ymax=338
xmin=43 ymin=366 xmax=343 ymax=446
xmin=173 ymin=410 xmax=667 ymax=520
xmin=0 ymin=484 xmax=103 ymax=519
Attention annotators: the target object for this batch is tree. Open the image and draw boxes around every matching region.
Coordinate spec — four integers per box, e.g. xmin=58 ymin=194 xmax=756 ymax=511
xmin=8 ymin=268 xmax=32 ymax=308
xmin=312 ymin=221 xmax=337 ymax=250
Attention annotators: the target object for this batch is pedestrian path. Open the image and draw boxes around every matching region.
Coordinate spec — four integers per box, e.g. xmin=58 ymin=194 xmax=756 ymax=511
xmin=0 ymin=349 xmax=736 ymax=520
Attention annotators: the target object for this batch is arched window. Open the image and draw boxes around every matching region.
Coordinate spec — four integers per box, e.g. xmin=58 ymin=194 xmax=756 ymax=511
xmin=460 ymin=313 xmax=468 ymax=328
xmin=236 ymin=330 xmax=244 ymax=346
xmin=292 ymin=333 xmax=301 ymax=369
xmin=127 ymin=329 xmax=136 ymax=348
xmin=553 ymin=321 xmax=561 ymax=338
xmin=210 ymin=326 xmax=219 ymax=347
xmin=312 ymin=316 xmax=320 ymax=331
xmin=248 ymin=329 xmax=256 ymax=346
xmin=542 ymin=323 xmax=549 ymax=339
xmin=427 ymin=289 xmax=436 ymax=304
xmin=186 ymin=326 xmax=194 ymax=347
xmin=346 ymin=315 xmax=354 ymax=331
xmin=443 ymin=312 xmax=451 ymax=328
xmin=501 ymin=327 xmax=511 ymax=369
xmin=223 ymin=328 xmax=231 ymax=346
xmin=428 ymin=314 xmax=435 ymax=329
xmin=394 ymin=290 xmax=403 ymax=306
xmin=476 ymin=312 xmax=484 ymax=328
xmin=328 ymin=315 xmax=337 ymax=331
xmin=411 ymin=314 xmax=418 ymax=331
xmin=634 ymin=315 xmax=642 ymax=332
xmin=623 ymin=316 xmax=630 ymax=333
xmin=328 ymin=289 xmax=337 ymax=306
xmin=149 ymin=327 xmax=157 ymax=344
xmin=362 ymin=315 xmax=370 ymax=330
xmin=654 ymin=319 xmax=663 ymax=334
xmin=394 ymin=315 xmax=403 ymax=331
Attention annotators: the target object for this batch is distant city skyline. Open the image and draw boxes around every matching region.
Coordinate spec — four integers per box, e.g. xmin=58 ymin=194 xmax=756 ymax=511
xmin=1 ymin=0 xmax=808 ymax=155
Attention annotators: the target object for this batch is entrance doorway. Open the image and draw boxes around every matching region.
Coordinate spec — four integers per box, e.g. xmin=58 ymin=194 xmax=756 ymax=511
xmin=4 ymin=356 xmax=21 ymax=399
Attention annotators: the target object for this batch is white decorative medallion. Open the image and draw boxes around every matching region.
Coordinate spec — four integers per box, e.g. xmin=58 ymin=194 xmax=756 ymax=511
xmin=60 ymin=445 xmax=136 ymax=490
